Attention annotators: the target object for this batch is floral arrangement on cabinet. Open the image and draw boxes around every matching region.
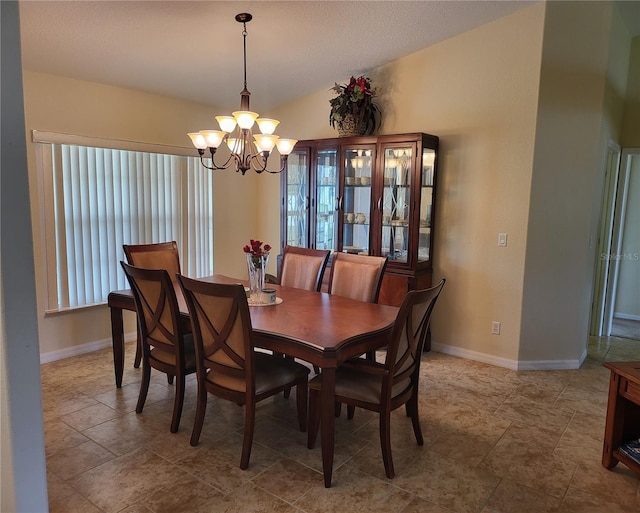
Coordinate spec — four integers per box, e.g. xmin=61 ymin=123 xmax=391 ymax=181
xmin=329 ymin=75 xmax=381 ymax=137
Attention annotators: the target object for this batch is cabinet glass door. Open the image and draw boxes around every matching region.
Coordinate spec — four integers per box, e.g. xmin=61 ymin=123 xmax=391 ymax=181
xmin=285 ymin=150 xmax=309 ymax=247
xmin=342 ymin=148 xmax=373 ymax=254
xmin=314 ymin=149 xmax=338 ymax=251
xmin=381 ymin=146 xmax=413 ymax=263
xmin=419 ymin=148 xmax=435 ymax=262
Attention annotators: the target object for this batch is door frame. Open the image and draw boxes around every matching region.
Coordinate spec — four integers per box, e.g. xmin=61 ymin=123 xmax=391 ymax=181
xmin=590 ymin=141 xmax=640 ymax=337
xmin=603 ymin=148 xmax=639 ymax=335
xmin=590 ymin=140 xmax=621 ymax=337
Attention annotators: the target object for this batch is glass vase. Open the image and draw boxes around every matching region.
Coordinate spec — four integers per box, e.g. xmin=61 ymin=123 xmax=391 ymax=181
xmin=246 ymin=252 xmax=269 ymax=303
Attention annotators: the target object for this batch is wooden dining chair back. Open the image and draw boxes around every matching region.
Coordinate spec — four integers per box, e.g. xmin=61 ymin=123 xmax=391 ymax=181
xmin=279 ymin=245 xmax=331 ymax=291
xmin=307 ymin=278 xmax=446 ymax=479
xmin=123 ymin=241 xmax=182 ymax=368
xmin=328 ymin=252 xmax=387 ymax=303
xmin=177 ymin=275 xmax=310 ymax=470
xmin=120 ymin=262 xmax=196 ymax=433
xmin=328 ymin=252 xmax=388 ymax=364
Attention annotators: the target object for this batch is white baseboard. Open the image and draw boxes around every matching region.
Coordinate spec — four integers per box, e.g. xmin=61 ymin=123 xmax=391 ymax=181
xmin=614 ymin=313 xmax=640 ymax=322
xmin=40 ymin=332 xmax=137 ymax=364
xmin=430 ymin=342 xmax=587 ymax=371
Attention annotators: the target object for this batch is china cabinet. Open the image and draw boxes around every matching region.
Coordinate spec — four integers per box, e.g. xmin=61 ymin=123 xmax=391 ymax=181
xmin=280 ymin=132 xmax=439 ymax=308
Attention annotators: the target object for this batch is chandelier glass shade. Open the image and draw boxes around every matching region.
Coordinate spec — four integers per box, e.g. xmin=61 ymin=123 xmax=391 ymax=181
xmin=188 ymin=13 xmax=297 ymax=175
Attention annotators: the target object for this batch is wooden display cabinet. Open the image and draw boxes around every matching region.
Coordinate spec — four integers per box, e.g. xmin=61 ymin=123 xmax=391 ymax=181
xmin=280 ymin=132 xmax=439 ymax=314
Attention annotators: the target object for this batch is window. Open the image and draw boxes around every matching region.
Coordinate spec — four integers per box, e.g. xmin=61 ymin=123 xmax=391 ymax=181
xmin=34 ymin=131 xmax=213 ymax=312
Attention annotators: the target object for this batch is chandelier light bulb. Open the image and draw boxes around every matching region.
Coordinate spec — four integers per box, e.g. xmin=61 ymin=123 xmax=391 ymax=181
xmin=254 ymin=134 xmax=279 ymax=152
xmin=275 ymin=138 xmax=298 ymax=156
xmin=199 ymin=130 xmax=225 ymax=149
xmin=233 ymin=111 xmax=259 ymax=129
xmin=216 ymin=116 xmax=237 ymax=133
xmin=187 ymin=132 xmax=207 ymax=149
xmin=256 ymin=118 xmax=280 ymax=135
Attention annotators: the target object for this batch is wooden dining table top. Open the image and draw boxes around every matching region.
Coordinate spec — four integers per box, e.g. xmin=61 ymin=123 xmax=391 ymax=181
xmin=110 ymin=274 xmax=398 ymax=363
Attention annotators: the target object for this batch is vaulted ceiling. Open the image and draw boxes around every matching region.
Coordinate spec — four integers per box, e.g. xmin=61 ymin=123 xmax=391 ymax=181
xmin=19 ymin=0 xmax=536 ymax=112
xmin=18 ymin=1 xmax=640 ymax=114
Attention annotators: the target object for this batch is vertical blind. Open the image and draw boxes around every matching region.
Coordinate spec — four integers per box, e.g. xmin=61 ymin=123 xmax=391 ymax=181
xmin=38 ymin=137 xmax=213 ymax=311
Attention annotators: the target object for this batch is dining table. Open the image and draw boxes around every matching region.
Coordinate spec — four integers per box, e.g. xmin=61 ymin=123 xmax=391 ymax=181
xmin=107 ymin=274 xmax=398 ymax=487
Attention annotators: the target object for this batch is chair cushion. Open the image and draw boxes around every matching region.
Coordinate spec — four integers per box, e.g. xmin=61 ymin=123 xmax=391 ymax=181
xmin=280 ymin=253 xmax=323 ymax=291
xmin=309 ymin=365 xmax=411 ymax=405
xmin=331 ymin=261 xmax=381 ymax=302
xmin=206 ymin=351 xmax=309 ymax=394
xmin=149 ymin=333 xmax=196 ymax=371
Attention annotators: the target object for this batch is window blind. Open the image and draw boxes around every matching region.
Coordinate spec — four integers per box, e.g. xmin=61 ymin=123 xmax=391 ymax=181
xmin=36 ymin=134 xmax=213 ymax=311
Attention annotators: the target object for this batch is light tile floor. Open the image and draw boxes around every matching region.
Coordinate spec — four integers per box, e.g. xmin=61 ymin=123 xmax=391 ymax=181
xmin=42 ymin=336 xmax=640 ymax=513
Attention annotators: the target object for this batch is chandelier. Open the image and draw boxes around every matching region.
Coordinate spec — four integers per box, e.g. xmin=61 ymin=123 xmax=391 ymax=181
xmin=188 ymin=13 xmax=297 ymax=175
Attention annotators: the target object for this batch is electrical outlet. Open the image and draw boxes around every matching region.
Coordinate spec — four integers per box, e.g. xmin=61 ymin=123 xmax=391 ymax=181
xmin=491 ymin=321 xmax=501 ymax=335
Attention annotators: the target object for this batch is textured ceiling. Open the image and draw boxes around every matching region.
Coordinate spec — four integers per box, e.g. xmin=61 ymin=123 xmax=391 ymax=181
xmin=19 ymin=0 xmax=538 ymax=112
xmin=18 ymin=1 xmax=640 ymax=114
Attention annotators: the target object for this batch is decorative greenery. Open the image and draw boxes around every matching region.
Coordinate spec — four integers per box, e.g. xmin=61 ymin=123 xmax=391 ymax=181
xmin=329 ymin=75 xmax=381 ymax=135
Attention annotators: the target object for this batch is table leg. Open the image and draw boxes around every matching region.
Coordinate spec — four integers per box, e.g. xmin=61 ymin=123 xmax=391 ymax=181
xmin=110 ymin=306 xmax=125 ymax=388
xmin=603 ymin=371 xmax=622 ymax=468
xmin=320 ymin=367 xmax=336 ymax=488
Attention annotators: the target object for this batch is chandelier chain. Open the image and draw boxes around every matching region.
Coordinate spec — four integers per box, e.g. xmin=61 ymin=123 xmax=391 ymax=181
xmin=242 ymin=21 xmax=248 ymax=91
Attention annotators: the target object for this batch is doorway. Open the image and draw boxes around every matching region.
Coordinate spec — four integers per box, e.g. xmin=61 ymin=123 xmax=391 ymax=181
xmin=591 ymin=146 xmax=640 ymax=340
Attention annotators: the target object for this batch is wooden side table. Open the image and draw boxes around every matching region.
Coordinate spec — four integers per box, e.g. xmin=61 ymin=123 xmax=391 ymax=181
xmin=602 ymin=361 xmax=640 ymax=475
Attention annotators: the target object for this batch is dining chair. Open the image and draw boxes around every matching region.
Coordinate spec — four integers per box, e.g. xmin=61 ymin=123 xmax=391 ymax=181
xmin=328 ymin=252 xmax=388 ymax=365
xmin=279 ymin=245 xmax=331 ymax=292
xmin=123 ymin=241 xmax=181 ymax=369
xmin=120 ymin=262 xmax=196 ymax=434
xmin=177 ymin=275 xmax=310 ymax=470
xmin=307 ymin=278 xmax=445 ymax=479
xmin=328 ymin=252 xmax=387 ymax=303
xmin=278 ymin=245 xmax=331 ymax=382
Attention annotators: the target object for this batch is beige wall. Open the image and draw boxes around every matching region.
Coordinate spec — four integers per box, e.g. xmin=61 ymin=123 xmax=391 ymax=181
xmin=520 ymin=1 xmax=628 ymax=363
xmin=23 ymin=71 xmax=265 ymax=356
xmin=270 ymin=3 xmax=546 ymax=366
xmin=388 ymin=3 xmax=544 ymax=364
xmin=622 ymin=37 xmax=640 ymax=147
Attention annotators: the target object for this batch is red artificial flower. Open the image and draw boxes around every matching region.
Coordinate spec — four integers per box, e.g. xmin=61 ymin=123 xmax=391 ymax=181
xmin=243 ymin=239 xmax=271 ymax=257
